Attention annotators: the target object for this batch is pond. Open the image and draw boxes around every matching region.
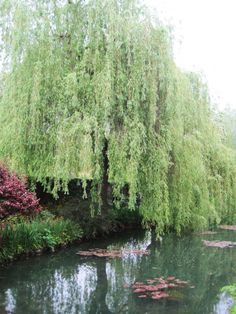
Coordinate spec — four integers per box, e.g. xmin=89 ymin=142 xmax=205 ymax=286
xmin=0 ymin=229 xmax=235 ymax=313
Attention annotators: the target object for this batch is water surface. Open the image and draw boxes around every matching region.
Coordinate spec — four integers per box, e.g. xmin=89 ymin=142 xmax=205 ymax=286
xmin=0 ymin=229 xmax=235 ymax=313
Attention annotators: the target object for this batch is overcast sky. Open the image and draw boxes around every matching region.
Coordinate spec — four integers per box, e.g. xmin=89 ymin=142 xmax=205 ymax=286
xmin=146 ymin=0 xmax=236 ymax=110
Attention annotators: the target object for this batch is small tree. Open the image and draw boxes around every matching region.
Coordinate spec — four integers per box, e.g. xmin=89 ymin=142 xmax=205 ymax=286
xmin=0 ymin=165 xmax=41 ymax=219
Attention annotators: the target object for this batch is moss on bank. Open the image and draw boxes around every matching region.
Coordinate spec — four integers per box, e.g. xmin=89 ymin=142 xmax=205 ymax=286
xmin=0 ymin=211 xmax=83 ymax=264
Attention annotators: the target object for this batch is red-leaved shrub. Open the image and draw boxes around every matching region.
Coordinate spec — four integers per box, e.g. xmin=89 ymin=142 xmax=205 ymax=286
xmin=0 ymin=164 xmax=41 ymax=219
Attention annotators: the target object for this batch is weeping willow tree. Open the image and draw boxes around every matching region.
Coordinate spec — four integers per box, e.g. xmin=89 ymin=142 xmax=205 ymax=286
xmin=0 ymin=0 xmax=236 ymax=234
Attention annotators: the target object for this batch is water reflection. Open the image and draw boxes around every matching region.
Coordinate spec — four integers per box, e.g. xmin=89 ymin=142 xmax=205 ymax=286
xmin=213 ymin=292 xmax=233 ymax=314
xmin=0 ymin=230 xmax=236 ymax=313
xmin=5 ymin=289 xmax=16 ymax=313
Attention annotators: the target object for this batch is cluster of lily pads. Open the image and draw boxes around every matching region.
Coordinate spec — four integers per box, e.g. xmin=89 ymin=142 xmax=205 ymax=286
xmin=219 ymin=225 xmax=236 ymax=231
xmin=202 ymin=240 xmax=236 ymax=248
xmin=130 ymin=276 xmax=191 ymax=300
xmin=77 ymin=248 xmax=149 ymax=258
xmin=201 ymin=225 xmax=236 ymax=248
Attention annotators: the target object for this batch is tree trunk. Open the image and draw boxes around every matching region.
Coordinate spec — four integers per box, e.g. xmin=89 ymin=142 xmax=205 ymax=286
xmin=101 ymin=140 xmax=110 ymax=215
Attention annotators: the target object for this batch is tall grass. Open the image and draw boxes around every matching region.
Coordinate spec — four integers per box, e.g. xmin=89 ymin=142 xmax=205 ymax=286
xmin=0 ymin=211 xmax=83 ymax=264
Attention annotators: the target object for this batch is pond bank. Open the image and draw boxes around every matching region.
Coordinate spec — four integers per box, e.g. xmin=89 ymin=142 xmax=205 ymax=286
xmin=0 ymin=204 xmax=141 ymax=266
xmin=0 ymin=211 xmax=83 ymax=265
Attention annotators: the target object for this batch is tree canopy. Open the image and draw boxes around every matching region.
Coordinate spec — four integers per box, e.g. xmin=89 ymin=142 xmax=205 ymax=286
xmin=0 ymin=0 xmax=236 ymax=234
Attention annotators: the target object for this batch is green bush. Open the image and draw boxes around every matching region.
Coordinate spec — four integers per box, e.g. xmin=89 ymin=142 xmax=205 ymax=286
xmin=0 ymin=211 xmax=83 ymax=264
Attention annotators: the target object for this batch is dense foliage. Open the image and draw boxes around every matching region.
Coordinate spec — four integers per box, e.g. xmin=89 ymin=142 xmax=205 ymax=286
xmin=0 ymin=0 xmax=236 ymax=234
xmin=0 ymin=164 xmax=41 ymax=219
xmin=0 ymin=211 xmax=83 ymax=263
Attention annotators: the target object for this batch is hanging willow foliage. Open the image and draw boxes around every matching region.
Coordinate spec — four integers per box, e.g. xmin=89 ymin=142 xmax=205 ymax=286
xmin=0 ymin=0 xmax=236 ymax=234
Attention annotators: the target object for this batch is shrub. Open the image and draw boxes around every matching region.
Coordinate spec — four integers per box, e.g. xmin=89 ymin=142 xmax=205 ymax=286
xmin=0 ymin=211 xmax=83 ymax=263
xmin=0 ymin=164 xmax=41 ymax=219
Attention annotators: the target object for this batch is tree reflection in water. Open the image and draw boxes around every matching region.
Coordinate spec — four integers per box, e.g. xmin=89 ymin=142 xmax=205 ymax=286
xmin=89 ymin=257 xmax=111 ymax=314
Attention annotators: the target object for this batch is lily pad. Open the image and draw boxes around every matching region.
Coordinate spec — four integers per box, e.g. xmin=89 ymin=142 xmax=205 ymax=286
xmin=133 ymin=288 xmax=146 ymax=293
xmin=219 ymin=225 xmax=236 ymax=231
xmin=76 ymin=248 xmax=149 ymax=258
xmin=151 ymin=291 xmax=169 ymax=299
xmin=131 ymin=276 xmax=192 ymax=301
xmin=202 ymin=240 xmax=236 ymax=248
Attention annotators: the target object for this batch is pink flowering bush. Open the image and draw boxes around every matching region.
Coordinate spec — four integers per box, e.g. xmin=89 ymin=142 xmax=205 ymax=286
xmin=0 ymin=164 xmax=41 ymax=219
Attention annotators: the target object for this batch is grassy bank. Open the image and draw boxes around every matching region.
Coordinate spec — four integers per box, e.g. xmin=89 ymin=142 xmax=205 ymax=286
xmin=0 ymin=199 xmax=142 ymax=265
xmin=0 ymin=211 xmax=83 ymax=264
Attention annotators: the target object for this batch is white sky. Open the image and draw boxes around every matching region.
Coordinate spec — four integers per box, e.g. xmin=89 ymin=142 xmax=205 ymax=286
xmin=145 ymin=0 xmax=236 ymax=110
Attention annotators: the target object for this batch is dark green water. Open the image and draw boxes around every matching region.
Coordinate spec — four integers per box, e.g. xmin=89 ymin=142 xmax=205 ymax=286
xmin=0 ymin=229 xmax=235 ymax=314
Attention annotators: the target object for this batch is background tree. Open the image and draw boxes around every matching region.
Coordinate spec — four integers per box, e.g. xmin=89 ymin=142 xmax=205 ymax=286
xmin=218 ymin=108 xmax=236 ymax=149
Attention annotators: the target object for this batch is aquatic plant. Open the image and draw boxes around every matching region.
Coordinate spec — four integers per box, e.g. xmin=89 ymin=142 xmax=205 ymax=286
xmin=0 ymin=164 xmax=41 ymax=219
xmin=77 ymin=248 xmax=149 ymax=258
xmin=202 ymin=240 xmax=236 ymax=248
xmin=219 ymin=225 xmax=236 ymax=231
xmin=0 ymin=0 xmax=236 ymax=234
xmin=131 ymin=277 xmax=191 ymax=300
